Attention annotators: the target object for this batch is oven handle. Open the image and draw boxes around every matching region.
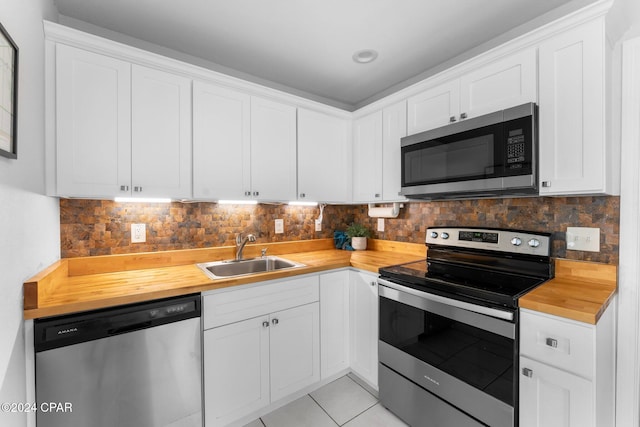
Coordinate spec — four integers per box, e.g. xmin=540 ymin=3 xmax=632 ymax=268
xmin=377 ymin=277 xmax=514 ymax=322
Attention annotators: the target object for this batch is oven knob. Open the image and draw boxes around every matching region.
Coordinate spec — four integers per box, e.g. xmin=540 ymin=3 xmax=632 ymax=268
xmin=510 ymin=237 xmax=522 ymax=246
xmin=528 ymin=239 xmax=540 ymax=248
xmin=441 ymin=232 xmax=449 ymax=239
xmin=430 ymin=231 xmax=438 ymax=239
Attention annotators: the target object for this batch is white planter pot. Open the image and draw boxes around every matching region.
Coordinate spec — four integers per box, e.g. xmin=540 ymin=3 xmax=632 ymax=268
xmin=351 ymin=237 xmax=367 ymax=251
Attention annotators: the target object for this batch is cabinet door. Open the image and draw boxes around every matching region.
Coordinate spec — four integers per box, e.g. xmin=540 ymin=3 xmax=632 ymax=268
xmin=320 ymin=271 xmax=350 ymax=379
xmin=269 ymin=303 xmax=320 ymax=401
xmin=460 ymin=47 xmax=536 ymax=119
xmin=519 ymin=356 xmax=594 ymax=427
xmin=193 ymin=81 xmax=250 ymax=200
xmin=297 ymin=109 xmax=350 ymax=202
xmin=204 ymin=316 xmax=270 ymax=427
xmin=131 ymin=65 xmax=192 ymax=199
xmin=250 ymin=97 xmax=297 ymax=201
xmin=407 ymin=79 xmax=460 ymax=134
xmin=349 ymin=270 xmax=379 ymax=389
xmin=56 ymin=44 xmax=131 ymax=198
xmin=382 ymin=101 xmax=408 ymax=201
xmin=352 ymin=111 xmax=383 ymax=202
xmin=538 ymin=19 xmax=607 ymax=195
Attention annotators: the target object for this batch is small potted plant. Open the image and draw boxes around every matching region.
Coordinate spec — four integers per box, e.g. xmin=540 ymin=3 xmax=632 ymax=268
xmin=346 ymin=223 xmax=371 ymax=251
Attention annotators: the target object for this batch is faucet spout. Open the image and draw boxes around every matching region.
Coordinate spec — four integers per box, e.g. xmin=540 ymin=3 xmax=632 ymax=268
xmin=235 ymin=233 xmax=256 ymax=261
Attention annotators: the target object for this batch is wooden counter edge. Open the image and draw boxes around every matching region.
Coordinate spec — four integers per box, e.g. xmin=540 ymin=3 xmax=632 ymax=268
xmin=23 ymin=260 xmax=68 ymax=310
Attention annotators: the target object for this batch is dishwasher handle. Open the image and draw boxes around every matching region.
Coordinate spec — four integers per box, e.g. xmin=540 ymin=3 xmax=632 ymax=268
xmin=35 ymin=294 xmax=201 ymax=353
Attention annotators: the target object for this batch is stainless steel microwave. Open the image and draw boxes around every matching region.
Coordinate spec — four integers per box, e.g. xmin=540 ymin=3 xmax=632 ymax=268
xmin=400 ymin=103 xmax=538 ymax=200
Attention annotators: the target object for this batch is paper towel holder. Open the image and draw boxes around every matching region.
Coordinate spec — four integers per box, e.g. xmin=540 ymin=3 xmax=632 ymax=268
xmin=368 ymin=202 xmax=403 ymax=218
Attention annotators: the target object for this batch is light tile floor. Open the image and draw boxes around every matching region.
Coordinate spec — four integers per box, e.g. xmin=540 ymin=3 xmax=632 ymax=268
xmin=244 ymin=374 xmax=408 ymax=427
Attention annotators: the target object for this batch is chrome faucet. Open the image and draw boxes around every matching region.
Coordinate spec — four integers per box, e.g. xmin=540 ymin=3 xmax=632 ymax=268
xmin=235 ymin=233 xmax=256 ymax=261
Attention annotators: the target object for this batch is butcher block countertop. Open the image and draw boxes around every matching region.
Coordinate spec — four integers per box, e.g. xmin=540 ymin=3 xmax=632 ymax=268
xmin=520 ymin=258 xmax=617 ymax=325
xmin=23 ymin=239 xmax=425 ymax=320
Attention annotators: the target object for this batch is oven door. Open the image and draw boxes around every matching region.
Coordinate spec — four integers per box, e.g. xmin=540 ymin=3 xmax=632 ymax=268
xmin=378 ymin=278 xmax=517 ymax=427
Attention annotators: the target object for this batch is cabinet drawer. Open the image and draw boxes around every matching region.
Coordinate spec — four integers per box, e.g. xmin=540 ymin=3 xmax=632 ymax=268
xmin=203 ymin=275 xmax=319 ymax=329
xmin=520 ymin=309 xmax=594 ymax=378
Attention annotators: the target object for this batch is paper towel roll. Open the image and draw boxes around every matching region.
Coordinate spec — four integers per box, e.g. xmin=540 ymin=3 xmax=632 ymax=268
xmin=368 ymin=203 xmax=401 ymax=218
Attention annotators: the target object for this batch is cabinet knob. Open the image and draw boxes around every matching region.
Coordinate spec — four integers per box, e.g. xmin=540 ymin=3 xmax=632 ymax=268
xmin=120 ymin=185 xmax=129 ymax=192
xmin=542 ymin=181 xmax=551 ymax=188
xmin=245 ymin=191 xmax=251 ymax=196
xmin=253 ymin=191 xmax=259 ymax=197
xmin=134 ymin=186 xmax=142 ymax=192
xmin=271 ymin=318 xmax=279 ymax=325
xmin=300 ymin=193 xmax=305 ymax=198
xmin=262 ymin=321 xmax=269 ymax=328
xmin=460 ymin=112 xmax=468 ymax=119
xmin=374 ymin=193 xmax=380 ymax=198
xmin=545 ymin=338 xmax=558 ymax=348
xmin=449 ymin=116 xmax=457 ymax=123
xmin=522 ymin=368 xmax=533 ymax=378
xmin=370 ymin=281 xmax=376 ymax=287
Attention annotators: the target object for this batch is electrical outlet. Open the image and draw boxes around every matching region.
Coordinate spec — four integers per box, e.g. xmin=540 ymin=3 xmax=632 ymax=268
xmin=315 ymin=219 xmax=322 ymax=232
xmin=377 ymin=218 xmax=385 ymax=232
xmin=275 ymin=219 xmax=284 ymax=234
xmin=131 ymin=223 xmax=146 ymax=243
xmin=566 ymin=227 xmax=600 ymax=252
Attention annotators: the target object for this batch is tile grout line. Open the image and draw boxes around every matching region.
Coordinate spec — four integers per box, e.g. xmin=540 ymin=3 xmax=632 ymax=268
xmin=335 ymin=401 xmax=379 ymax=426
xmin=307 ymin=393 xmax=341 ymax=426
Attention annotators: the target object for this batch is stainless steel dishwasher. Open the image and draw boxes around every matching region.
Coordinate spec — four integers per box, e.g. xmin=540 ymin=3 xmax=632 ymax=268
xmin=34 ymin=294 xmax=202 ymax=427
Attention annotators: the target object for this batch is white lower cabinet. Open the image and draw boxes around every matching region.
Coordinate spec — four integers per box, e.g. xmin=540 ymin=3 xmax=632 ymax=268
xmin=320 ymin=270 xmax=350 ymax=379
xmin=349 ymin=270 xmax=379 ymax=389
xmin=519 ymin=302 xmax=616 ymax=427
xmin=203 ymin=276 xmax=319 ymax=427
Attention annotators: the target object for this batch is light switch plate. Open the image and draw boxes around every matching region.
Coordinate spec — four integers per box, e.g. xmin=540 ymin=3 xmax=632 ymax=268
xmin=566 ymin=227 xmax=600 ymax=252
xmin=315 ymin=219 xmax=322 ymax=232
xmin=275 ymin=219 xmax=284 ymax=234
xmin=131 ymin=223 xmax=146 ymax=243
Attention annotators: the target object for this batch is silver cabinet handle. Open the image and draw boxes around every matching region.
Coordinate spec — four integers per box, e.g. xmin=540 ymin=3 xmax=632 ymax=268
xmin=374 ymin=193 xmax=380 ymax=198
xmin=120 ymin=185 xmax=129 ymax=192
xmin=522 ymin=368 xmax=533 ymax=378
xmin=271 ymin=318 xmax=279 ymax=326
xmin=370 ymin=281 xmax=376 ymax=287
xmin=449 ymin=116 xmax=457 ymax=123
xmin=460 ymin=112 xmax=468 ymax=119
xmin=253 ymin=191 xmax=259 ymax=197
xmin=133 ymin=186 xmax=142 ymax=192
xmin=542 ymin=181 xmax=552 ymax=188
xmin=262 ymin=321 xmax=269 ymax=328
xmin=545 ymin=338 xmax=558 ymax=348
xmin=300 ymin=193 xmax=305 ymax=198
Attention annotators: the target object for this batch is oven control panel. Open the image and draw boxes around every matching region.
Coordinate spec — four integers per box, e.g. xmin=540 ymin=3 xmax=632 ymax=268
xmin=426 ymin=227 xmax=551 ymax=256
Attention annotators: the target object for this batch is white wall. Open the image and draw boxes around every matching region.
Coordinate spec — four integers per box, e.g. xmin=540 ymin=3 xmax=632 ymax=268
xmin=0 ymin=1 xmax=60 ymax=426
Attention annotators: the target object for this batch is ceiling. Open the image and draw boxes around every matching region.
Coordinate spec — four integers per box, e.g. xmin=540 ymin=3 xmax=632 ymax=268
xmin=53 ymin=0 xmax=597 ymax=111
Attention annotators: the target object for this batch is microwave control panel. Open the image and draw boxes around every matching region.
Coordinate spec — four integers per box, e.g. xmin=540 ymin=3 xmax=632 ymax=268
xmin=506 ymin=128 xmax=526 ymax=165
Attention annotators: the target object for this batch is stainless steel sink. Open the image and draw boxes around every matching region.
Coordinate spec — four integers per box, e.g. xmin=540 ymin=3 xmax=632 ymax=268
xmin=197 ymin=256 xmax=305 ymax=280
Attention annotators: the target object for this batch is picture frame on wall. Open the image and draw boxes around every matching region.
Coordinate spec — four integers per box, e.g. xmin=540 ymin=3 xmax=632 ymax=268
xmin=0 ymin=21 xmax=18 ymax=159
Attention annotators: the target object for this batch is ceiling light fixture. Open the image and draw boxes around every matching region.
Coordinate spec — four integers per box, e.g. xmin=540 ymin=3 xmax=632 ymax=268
xmin=352 ymin=49 xmax=378 ymax=64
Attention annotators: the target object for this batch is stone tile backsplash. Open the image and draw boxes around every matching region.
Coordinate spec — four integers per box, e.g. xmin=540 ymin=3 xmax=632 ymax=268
xmin=60 ymin=196 xmax=619 ymax=264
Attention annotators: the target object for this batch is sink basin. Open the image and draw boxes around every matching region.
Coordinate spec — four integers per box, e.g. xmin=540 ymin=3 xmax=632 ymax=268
xmin=197 ymin=256 xmax=306 ymax=280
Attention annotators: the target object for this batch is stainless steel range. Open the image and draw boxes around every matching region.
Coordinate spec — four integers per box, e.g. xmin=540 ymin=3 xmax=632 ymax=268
xmin=378 ymin=227 xmax=553 ymax=427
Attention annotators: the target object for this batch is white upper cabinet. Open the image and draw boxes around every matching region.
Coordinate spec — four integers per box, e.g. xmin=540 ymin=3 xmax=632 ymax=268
xmin=55 ymin=44 xmax=132 ymax=198
xmin=352 ymin=102 xmax=407 ymax=203
xmin=382 ymin=101 xmax=408 ymax=201
xmin=193 ymin=81 xmax=250 ymax=200
xmin=131 ymin=65 xmax=192 ymax=199
xmin=352 ymin=111 xmax=383 ymax=203
xmin=408 ymin=48 xmax=537 ymax=135
xmin=297 ymin=108 xmax=350 ymax=203
xmin=250 ymin=97 xmax=297 ymax=201
xmin=538 ymin=18 xmax=617 ymax=195
xmin=192 ymin=84 xmax=297 ymax=201
xmin=55 ymin=44 xmax=192 ymax=199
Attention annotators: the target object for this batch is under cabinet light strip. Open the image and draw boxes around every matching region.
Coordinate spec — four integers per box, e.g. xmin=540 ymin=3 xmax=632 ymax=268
xmin=218 ymin=200 xmax=258 ymax=205
xmin=114 ymin=197 xmax=172 ymax=203
xmin=288 ymin=201 xmax=318 ymax=206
